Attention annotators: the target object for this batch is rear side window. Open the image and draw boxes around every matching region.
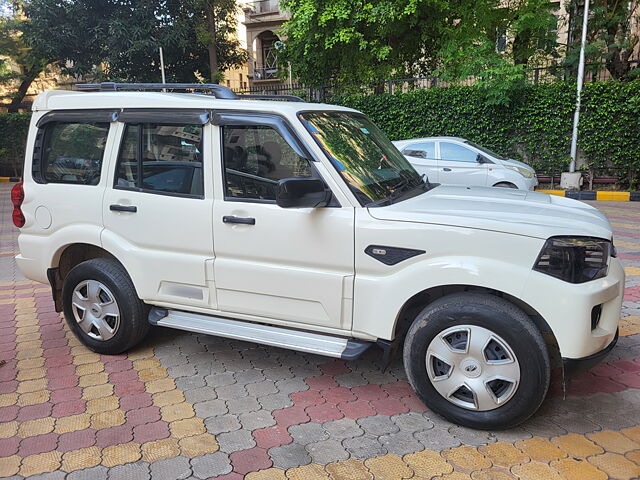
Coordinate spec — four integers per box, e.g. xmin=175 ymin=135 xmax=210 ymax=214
xmin=115 ymin=124 xmax=204 ymax=197
xmin=36 ymin=122 xmax=109 ymax=184
xmin=403 ymin=142 xmax=436 ymax=160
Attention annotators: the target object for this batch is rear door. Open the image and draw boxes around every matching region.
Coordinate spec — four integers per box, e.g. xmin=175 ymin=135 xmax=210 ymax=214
xmin=438 ymin=141 xmax=488 ymax=186
xmin=101 ymin=110 xmax=215 ymax=309
xmin=401 ymin=141 xmax=439 ymax=183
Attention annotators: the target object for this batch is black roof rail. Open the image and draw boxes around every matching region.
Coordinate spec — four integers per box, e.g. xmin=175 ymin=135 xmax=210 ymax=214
xmin=75 ymin=82 xmax=238 ymax=100
xmin=237 ymin=94 xmax=305 ymax=103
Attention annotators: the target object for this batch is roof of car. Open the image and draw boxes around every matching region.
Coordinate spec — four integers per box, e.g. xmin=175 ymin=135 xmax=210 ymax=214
xmin=32 ymin=90 xmax=358 ymax=115
xmin=393 ymin=136 xmax=467 ymax=145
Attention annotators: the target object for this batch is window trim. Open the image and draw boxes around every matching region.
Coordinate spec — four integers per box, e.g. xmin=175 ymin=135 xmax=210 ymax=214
xmin=113 ymin=122 xmax=206 ymax=200
xmin=33 ymin=120 xmax=111 ymax=185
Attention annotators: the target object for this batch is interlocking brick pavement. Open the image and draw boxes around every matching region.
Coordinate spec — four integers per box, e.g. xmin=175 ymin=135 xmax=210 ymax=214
xmin=1 ymin=184 xmax=640 ymax=479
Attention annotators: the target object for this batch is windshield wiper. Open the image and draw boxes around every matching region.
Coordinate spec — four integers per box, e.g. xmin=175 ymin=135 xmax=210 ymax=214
xmin=386 ymin=174 xmax=427 ymax=204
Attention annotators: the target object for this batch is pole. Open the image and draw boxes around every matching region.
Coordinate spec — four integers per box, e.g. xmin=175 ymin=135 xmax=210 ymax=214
xmin=569 ymin=0 xmax=589 ymax=173
xmin=288 ymin=61 xmax=293 ymax=89
xmin=159 ymin=47 xmax=166 ymax=84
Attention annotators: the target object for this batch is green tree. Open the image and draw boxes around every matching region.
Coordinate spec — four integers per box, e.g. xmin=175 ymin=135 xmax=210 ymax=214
xmin=22 ymin=0 xmax=246 ymax=83
xmin=564 ymin=0 xmax=639 ymax=80
xmin=280 ymin=0 xmax=558 ymax=102
xmin=0 ymin=1 xmax=50 ymax=112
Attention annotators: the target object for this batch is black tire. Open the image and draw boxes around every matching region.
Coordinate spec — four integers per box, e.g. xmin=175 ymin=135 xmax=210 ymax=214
xmin=494 ymin=182 xmax=518 ymax=189
xmin=403 ymin=292 xmax=550 ymax=430
xmin=62 ymin=257 xmax=149 ymax=354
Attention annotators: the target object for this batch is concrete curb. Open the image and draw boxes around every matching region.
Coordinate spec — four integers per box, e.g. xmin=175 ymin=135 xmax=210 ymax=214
xmin=537 ymin=190 xmax=640 ymax=202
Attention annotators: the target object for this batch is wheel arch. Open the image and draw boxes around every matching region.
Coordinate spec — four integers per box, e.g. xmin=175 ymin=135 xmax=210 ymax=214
xmin=48 ymin=242 xmax=125 ymax=312
xmin=393 ymin=284 xmax=559 ymax=358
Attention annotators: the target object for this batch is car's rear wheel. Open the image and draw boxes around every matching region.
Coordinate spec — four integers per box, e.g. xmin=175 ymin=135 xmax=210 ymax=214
xmin=62 ymin=258 xmax=149 ymax=354
xmin=403 ymin=292 xmax=550 ymax=430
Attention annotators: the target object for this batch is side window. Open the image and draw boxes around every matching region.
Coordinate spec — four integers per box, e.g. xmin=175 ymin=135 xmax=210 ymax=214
xmin=115 ymin=123 xmax=204 ymax=196
xmin=403 ymin=142 xmax=436 ymax=160
xmin=222 ymin=125 xmax=311 ymax=201
xmin=37 ymin=122 xmax=109 ymax=184
xmin=439 ymin=142 xmax=478 ymax=163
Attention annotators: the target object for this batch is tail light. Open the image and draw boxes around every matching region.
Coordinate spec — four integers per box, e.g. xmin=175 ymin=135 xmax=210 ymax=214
xmin=11 ymin=181 xmax=25 ymax=228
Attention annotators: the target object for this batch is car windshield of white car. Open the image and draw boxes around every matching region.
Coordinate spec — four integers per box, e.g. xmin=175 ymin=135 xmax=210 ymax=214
xmin=299 ymin=112 xmax=427 ymax=206
xmin=464 ymin=140 xmax=506 ymax=161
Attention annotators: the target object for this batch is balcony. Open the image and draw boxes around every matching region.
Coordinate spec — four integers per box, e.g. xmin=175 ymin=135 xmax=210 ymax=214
xmin=245 ymin=0 xmax=280 ymax=15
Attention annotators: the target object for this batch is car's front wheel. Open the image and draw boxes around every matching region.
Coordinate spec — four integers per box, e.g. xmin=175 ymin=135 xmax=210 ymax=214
xmin=403 ymin=292 xmax=550 ymax=430
xmin=62 ymin=258 xmax=149 ymax=354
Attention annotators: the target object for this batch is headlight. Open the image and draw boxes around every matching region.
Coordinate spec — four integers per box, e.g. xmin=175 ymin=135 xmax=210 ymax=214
xmin=533 ymin=236 xmax=612 ymax=283
xmin=504 ymin=165 xmax=534 ymax=178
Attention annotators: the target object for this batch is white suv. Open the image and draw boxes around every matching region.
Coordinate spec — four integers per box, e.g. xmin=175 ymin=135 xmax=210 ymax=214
xmin=12 ymin=83 xmax=624 ymax=430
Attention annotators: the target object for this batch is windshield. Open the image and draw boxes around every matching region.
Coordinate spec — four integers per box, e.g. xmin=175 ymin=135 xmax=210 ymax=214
xmin=300 ymin=111 xmax=425 ymax=206
xmin=464 ymin=140 xmax=507 ymax=161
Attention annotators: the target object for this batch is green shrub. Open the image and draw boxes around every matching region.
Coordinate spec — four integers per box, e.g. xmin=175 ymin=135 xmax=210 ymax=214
xmin=331 ymin=80 xmax=640 ymax=183
xmin=0 ymin=112 xmax=31 ymax=178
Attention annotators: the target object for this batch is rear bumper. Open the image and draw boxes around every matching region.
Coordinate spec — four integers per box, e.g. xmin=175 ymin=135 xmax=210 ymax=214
xmin=563 ymin=329 xmax=618 ymax=378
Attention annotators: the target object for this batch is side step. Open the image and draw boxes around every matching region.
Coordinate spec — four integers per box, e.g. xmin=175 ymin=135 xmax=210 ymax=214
xmin=148 ymin=308 xmax=373 ymax=360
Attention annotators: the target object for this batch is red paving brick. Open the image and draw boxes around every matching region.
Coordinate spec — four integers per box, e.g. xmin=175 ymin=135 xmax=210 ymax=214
xmin=133 ymin=420 xmax=170 ymax=443
xmin=272 ymin=406 xmax=310 ymax=428
xmin=230 ymin=447 xmax=272 ymax=475
xmin=253 ymin=425 xmax=293 ymax=449
xmin=306 ymin=402 xmax=344 ymax=423
xmin=95 ymin=425 xmax=134 ymax=448
xmin=18 ymin=433 xmax=59 ymax=456
xmin=57 ymin=429 xmax=97 ymax=453
xmin=126 ymin=405 xmax=161 ymax=426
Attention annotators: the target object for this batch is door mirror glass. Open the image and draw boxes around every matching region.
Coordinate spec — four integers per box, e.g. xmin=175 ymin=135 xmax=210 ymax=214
xmin=276 ymin=177 xmax=331 ymax=208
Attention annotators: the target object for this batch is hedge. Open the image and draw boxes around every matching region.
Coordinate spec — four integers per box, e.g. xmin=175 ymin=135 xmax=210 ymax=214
xmin=331 ymin=80 xmax=640 ymax=184
xmin=0 ymin=113 xmax=31 ymax=178
xmin=1 ymin=80 xmax=639 ymax=183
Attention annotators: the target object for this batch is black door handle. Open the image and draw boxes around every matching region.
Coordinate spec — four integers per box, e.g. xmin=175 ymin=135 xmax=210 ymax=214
xmin=110 ymin=204 xmax=137 ymax=213
xmin=223 ymin=215 xmax=255 ymax=225
xmin=443 ymin=168 xmax=452 ymax=171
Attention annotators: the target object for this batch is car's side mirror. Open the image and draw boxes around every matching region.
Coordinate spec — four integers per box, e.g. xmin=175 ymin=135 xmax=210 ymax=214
xmin=276 ymin=177 xmax=331 ymax=208
xmin=477 ymin=154 xmax=489 ymax=164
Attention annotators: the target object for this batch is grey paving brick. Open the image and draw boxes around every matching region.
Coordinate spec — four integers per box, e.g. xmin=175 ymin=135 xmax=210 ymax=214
xmin=289 ymin=365 xmax=321 ymax=379
xmin=194 ymin=362 xmax=226 ymax=377
xmin=176 ymin=375 xmax=206 ymax=391
xmin=149 ymin=456 xmax=192 ymax=480
xmin=246 ymin=380 xmax=279 ymax=397
xmin=263 ymin=366 xmax=294 ymax=381
xmin=194 ymin=398 xmax=228 ymax=418
xmin=334 ymin=372 xmax=368 ymax=388
xmin=186 ymin=352 xmax=217 ymax=365
xmin=217 ymin=428 xmax=256 ymax=453
xmin=323 ymin=418 xmax=364 ymax=440
xmin=585 ymin=410 xmax=638 ymax=431
xmin=239 ymin=409 xmax=276 ymax=431
xmin=190 ymin=452 xmax=232 ymax=479
xmin=343 ymin=434 xmax=387 ymax=460
xmin=415 ymin=427 xmax=461 ymax=451
xmin=108 ymin=461 xmax=150 ymax=480
xmin=205 ymin=372 xmax=236 ymax=388
xmin=215 ymin=384 xmax=248 ymax=400
xmin=490 ymin=427 xmax=533 ymax=443
xmin=306 ymin=439 xmax=349 ymax=464
xmin=258 ymin=392 xmax=293 ymax=410
xmin=520 ymin=415 xmax=568 ymax=437
xmin=249 ymin=357 xmax=281 ymax=370
xmin=67 ymin=466 xmax=109 ymax=480
xmin=391 ymin=412 xmax=434 ymax=433
xmin=379 ymin=430 xmax=424 ymax=456
xmin=234 ymin=369 xmax=265 ymax=385
xmin=183 ymin=386 xmax=218 ymax=404
xmin=357 ymin=415 xmax=399 ymax=436
xmin=158 ymin=353 xmax=189 ymax=368
xmin=270 ymin=442 xmax=312 ymax=469
xmin=275 ymin=377 xmax=309 ymax=395
xmin=167 ymin=363 xmax=197 ymax=378
xmin=27 ymin=472 xmax=66 ymax=480
xmin=448 ymin=425 xmax=496 ymax=446
xmin=548 ymin=412 xmax=601 ymax=434
xmin=225 ymin=396 xmax=261 ymax=415
xmin=289 ymin=422 xmax=329 ymax=445
xmin=179 ymin=342 xmax=207 ymax=355
xmin=205 ymin=414 xmax=241 ymax=434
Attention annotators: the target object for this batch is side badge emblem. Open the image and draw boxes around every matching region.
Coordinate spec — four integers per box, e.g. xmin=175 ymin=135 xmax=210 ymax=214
xmin=365 ymin=245 xmax=426 ymax=266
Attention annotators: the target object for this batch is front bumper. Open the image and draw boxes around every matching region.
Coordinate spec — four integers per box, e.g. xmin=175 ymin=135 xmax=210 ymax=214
xmin=563 ymin=329 xmax=619 ymax=378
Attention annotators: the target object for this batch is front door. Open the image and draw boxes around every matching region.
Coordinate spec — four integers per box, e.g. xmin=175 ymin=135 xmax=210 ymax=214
xmin=212 ymin=115 xmax=354 ymax=331
xmin=438 ymin=141 xmax=488 ymax=186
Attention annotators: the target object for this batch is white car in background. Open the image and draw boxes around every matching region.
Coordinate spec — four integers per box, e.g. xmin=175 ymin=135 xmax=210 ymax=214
xmin=393 ymin=136 xmax=538 ymax=190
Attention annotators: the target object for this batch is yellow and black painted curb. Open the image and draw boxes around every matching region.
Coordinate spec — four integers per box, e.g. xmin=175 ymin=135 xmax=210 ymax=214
xmin=0 ymin=177 xmax=21 ymax=182
xmin=537 ymin=190 xmax=640 ymax=202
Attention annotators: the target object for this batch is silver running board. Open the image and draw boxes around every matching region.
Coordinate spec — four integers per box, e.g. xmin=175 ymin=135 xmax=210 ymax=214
xmin=149 ymin=308 xmax=372 ymax=360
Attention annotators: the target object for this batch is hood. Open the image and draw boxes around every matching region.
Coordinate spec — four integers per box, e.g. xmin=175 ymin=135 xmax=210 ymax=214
xmin=368 ymin=185 xmax=613 ymax=240
xmin=500 ymin=158 xmax=536 ymax=172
